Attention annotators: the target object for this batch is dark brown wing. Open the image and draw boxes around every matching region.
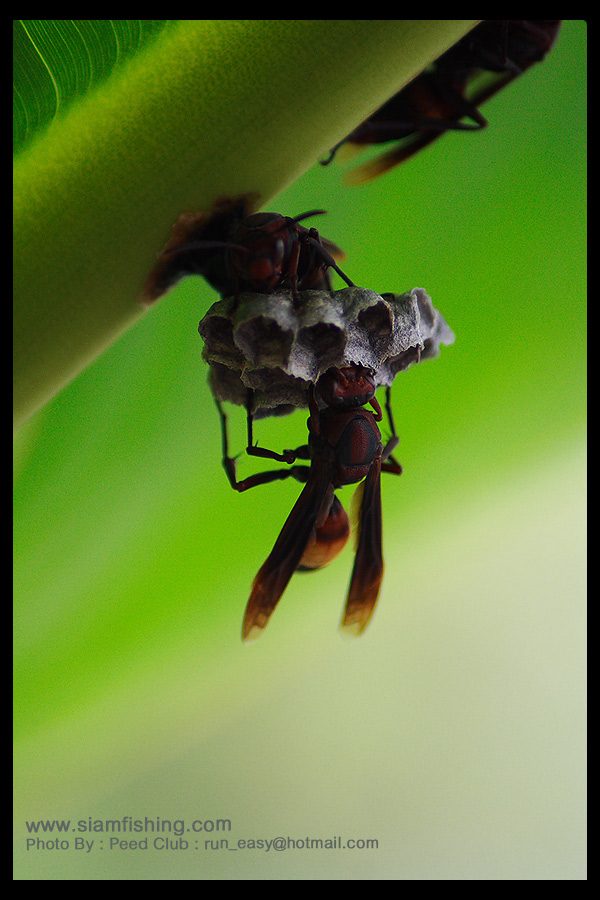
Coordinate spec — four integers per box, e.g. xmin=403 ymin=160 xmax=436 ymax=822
xmin=343 ymin=131 xmax=442 ymax=184
xmin=341 ymin=457 xmax=383 ymax=635
xmin=320 ymin=237 xmax=346 ymax=262
xmin=242 ymin=458 xmax=333 ymax=642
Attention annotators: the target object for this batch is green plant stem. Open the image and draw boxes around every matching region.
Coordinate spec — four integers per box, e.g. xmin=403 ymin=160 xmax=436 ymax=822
xmin=13 ymin=19 xmax=478 ymax=428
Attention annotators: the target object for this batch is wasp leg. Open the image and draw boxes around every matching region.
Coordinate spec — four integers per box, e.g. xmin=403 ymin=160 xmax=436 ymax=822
xmin=224 ymin=462 xmax=310 ymax=493
xmin=381 ymin=386 xmax=402 ymax=474
xmin=215 ymin=398 xmax=309 ymax=492
xmin=240 ymin=390 xmax=301 ymax=465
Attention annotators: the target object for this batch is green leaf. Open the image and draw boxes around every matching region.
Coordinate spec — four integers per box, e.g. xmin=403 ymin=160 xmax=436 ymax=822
xmin=13 ymin=20 xmax=171 ymax=152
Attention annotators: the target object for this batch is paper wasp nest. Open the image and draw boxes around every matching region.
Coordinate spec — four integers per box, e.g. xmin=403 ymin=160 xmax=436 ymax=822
xmin=198 ymin=287 xmax=454 ymax=416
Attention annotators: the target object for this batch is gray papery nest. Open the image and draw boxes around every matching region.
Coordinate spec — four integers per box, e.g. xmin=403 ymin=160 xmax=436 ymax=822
xmin=199 ymin=287 xmax=454 ymax=417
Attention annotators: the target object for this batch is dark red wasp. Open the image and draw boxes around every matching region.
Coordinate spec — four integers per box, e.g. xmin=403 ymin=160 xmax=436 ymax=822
xmin=322 ymin=20 xmax=561 ymax=182
xmin=143 ymin=196 xmax=353 ymax=304
xmin=217 ymin=365 xmax=402 ymax=641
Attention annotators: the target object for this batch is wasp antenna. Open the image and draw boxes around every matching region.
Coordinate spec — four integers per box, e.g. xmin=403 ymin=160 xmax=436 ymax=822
xmin=292 ymin=209 xmax=327 ymax=224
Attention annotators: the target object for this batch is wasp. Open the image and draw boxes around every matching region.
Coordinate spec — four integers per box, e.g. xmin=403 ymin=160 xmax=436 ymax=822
xmin=143 ymin=196 xmax=352 ymax=304
xmin=217 ymin=365 xmax=402 ymax=641
xmin=322 ymin=20 xmax=561 ymax=182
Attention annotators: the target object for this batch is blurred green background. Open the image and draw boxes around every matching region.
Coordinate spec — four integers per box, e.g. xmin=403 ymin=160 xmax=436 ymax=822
xmin=14 ymin=21 xmax=586 ymax=879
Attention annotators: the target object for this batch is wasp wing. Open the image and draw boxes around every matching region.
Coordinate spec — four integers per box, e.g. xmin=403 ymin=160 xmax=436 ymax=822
xmin=343 ymin=131 xmax=445 ymax=185
xmin=341 ymin=457 xmax=384 ymax=635
xmin=320 ymin=237 xmax=346 ymax=262
xmin=242 ymin=458 xmax=333 ymax=642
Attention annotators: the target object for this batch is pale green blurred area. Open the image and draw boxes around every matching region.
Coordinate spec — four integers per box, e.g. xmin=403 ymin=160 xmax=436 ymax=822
xmin=14 ymin=21 xmax=585 ymax=879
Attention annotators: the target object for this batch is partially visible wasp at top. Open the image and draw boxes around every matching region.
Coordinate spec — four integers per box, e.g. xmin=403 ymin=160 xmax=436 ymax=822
xmin=322 ymin=20 xmax=562 ymax=184
xmin=143 ymin=195 xmax=354 ymax=306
